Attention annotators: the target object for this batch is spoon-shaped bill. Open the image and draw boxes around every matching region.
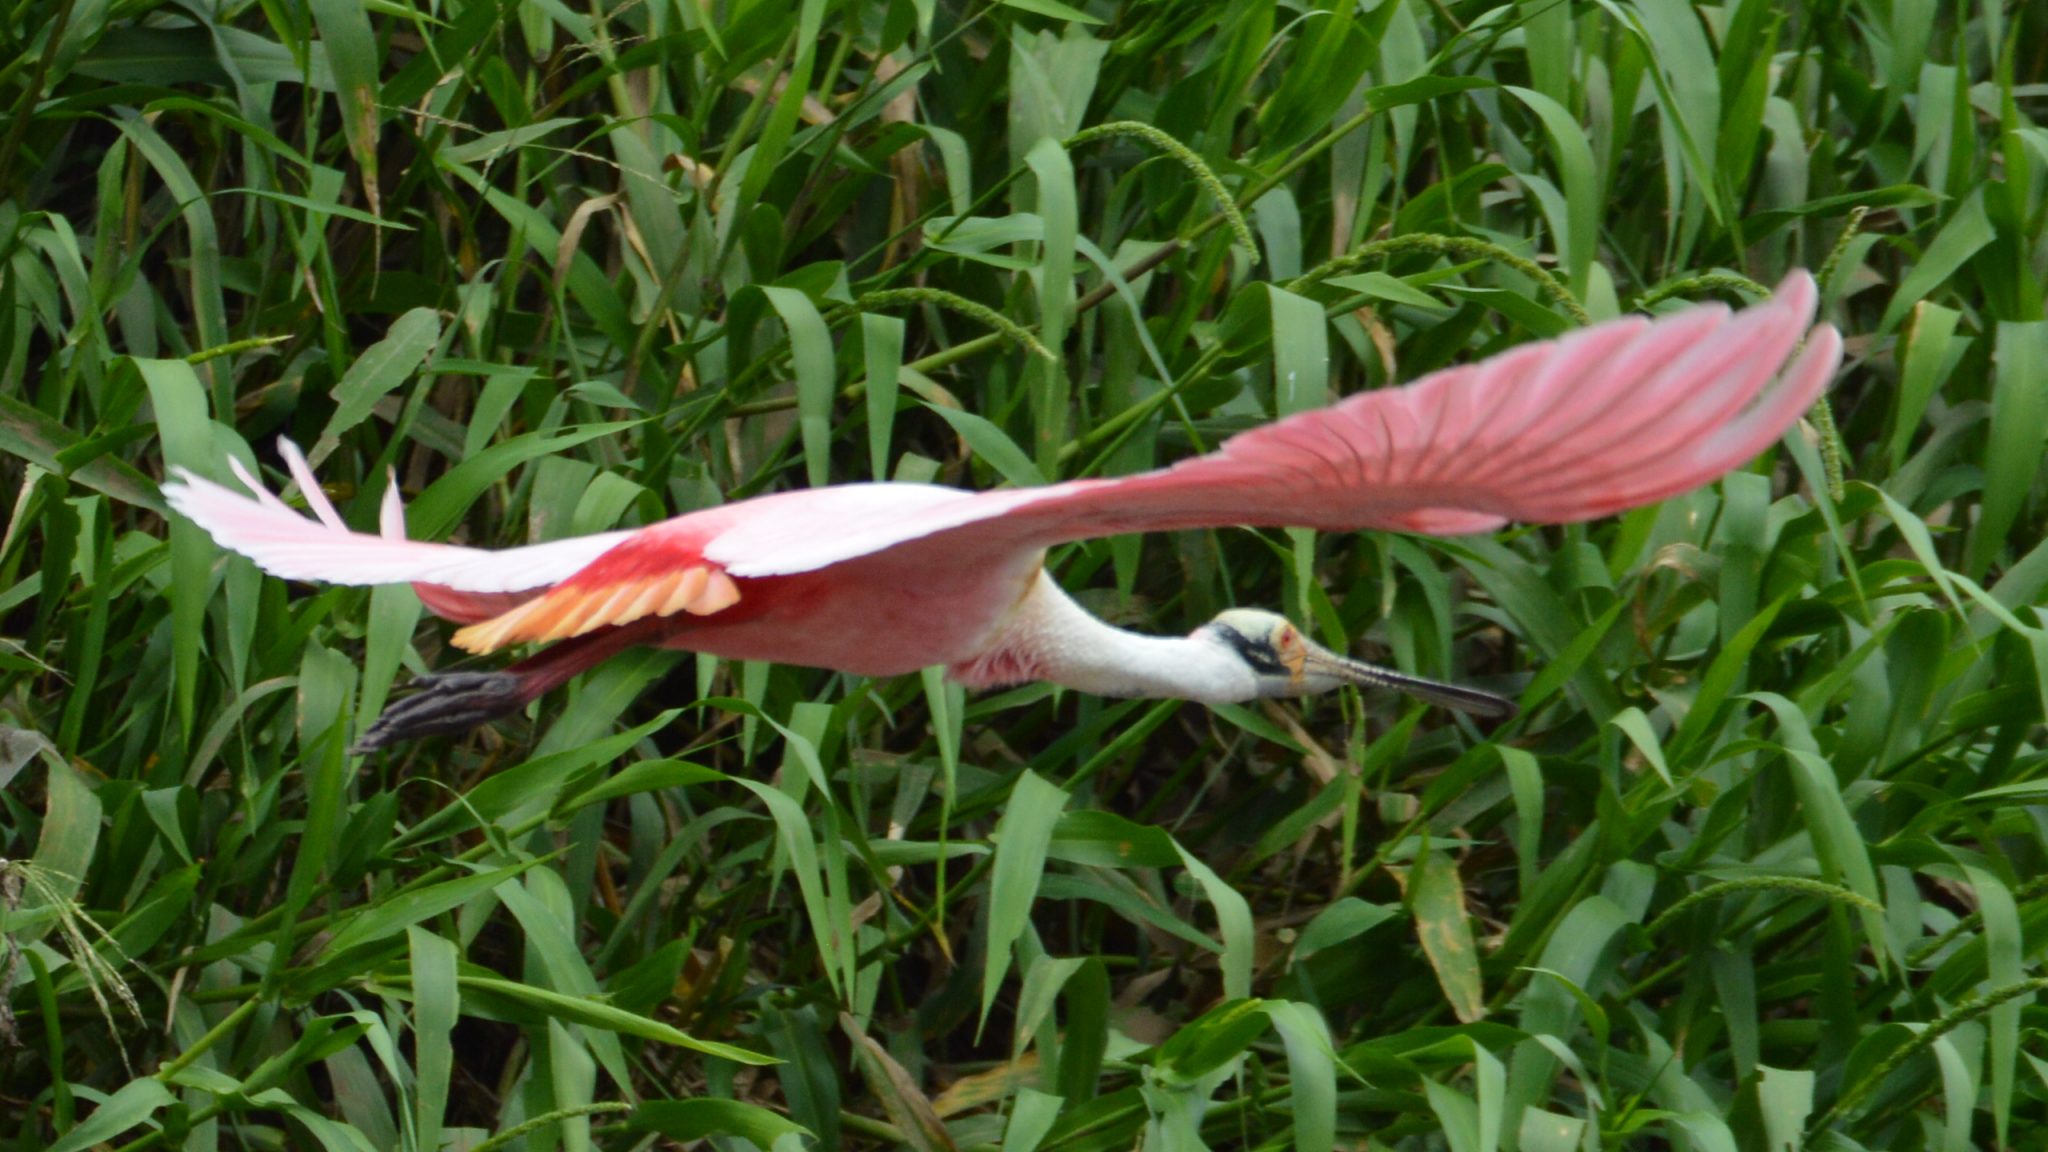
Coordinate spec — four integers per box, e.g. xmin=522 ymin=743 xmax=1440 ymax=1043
xmin=1302 ymin=651 xmax=1518 ymax=720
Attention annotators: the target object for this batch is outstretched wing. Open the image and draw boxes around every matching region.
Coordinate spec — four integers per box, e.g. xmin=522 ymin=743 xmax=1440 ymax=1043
xmin=707 ymin=270 xmax=1842 ymax=577
xmin=165 ymin=438 xmax=750 ymax=651
xmin=163 ymin=439 xmax=631 ymax=606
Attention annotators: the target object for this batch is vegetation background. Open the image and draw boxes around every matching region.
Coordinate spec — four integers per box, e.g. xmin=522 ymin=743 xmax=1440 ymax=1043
xmin=3 ymin=0 xmax=2047 ymax=1147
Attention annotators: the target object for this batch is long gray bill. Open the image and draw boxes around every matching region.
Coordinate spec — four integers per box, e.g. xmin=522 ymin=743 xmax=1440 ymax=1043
xmin=1332 ymin=658 xmax=1518 ymax=720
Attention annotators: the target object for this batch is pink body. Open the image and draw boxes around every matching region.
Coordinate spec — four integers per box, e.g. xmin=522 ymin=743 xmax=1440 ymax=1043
xmin=642 ymin=534 xmax=1047 ymax=679
xmin=163 ymin=270 xmax=1843 ymax=734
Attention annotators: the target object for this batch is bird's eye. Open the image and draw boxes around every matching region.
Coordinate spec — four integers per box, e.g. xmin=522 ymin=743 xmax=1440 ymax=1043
xmin=1212 ymin=623 xmax=1289 ymax=675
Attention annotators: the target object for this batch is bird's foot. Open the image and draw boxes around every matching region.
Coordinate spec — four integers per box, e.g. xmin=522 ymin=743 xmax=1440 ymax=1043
xmin=353 ymin=671 xmax=527 ymax=753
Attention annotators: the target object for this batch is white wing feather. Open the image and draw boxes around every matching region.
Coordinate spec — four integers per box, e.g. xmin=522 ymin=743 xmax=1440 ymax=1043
xmin=163 ymin=440 xmax=629 ymax=594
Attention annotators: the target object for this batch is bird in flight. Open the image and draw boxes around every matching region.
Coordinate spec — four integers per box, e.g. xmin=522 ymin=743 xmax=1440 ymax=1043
xmin=165 ymin=271 xmax=1840 ymax=750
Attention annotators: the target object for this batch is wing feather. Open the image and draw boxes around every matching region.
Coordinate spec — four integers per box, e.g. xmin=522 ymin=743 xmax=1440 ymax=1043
xmin=448 ymin=543 xmax=739 ymax=653
xmin=708 ymin=270 xmax=1839 ymax=575
xmin=162 ymin=444 xmax=631 ymax=595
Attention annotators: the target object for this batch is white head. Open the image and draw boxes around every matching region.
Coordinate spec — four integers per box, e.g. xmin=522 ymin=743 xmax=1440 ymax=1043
xmin=1197 ymin=609 xmax=1517 ymax=718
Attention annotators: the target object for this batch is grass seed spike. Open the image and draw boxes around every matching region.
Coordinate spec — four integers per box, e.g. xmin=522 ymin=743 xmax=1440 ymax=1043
xmin=165 ymin=272 xmax=1841 ymax=750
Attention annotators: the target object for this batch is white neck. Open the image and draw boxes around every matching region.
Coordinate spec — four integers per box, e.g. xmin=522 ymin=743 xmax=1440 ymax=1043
xmin=952 ymin=574 xmax=1259 ymax=703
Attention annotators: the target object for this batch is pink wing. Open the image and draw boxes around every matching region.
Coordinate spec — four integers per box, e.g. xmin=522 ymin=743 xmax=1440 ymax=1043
xmin=173 ymin=272 xmax=1839 ymax=616
xmin=709 ymin=270 xmax=1841 ymax=577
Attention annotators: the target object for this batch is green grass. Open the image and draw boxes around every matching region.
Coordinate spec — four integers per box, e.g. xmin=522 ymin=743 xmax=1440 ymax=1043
xmin=3 ymin=0 xmax=2048 ymax=1148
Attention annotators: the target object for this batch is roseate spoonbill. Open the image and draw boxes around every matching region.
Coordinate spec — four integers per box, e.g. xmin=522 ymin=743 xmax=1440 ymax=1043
xmin=164 ymin=272 xmax=1840 ymax=750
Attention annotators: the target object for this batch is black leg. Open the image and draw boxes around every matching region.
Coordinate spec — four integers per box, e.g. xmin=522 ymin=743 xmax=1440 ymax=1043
xmin=353 ymin=671 xmax=528 ymax=753
xmin=353 ymin=619 xmax=675 ymax=753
